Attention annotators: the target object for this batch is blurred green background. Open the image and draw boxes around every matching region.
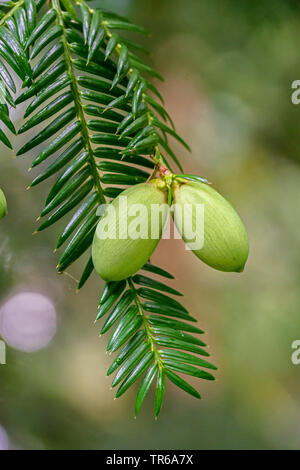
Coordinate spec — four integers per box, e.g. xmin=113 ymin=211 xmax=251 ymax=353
xmin=1 ymin=0 xmax=300 ymax=450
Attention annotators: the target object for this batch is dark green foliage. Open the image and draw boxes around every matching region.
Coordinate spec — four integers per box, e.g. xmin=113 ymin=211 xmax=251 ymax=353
xmin=0 ymin=0 xmax=215 ymax=416
xmin=96 ymin=264 xmax=216 ymax=416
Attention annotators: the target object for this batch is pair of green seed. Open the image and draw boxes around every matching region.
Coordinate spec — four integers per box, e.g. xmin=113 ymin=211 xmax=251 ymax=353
xmin=92 ymin=178 xmax=249 ymax=281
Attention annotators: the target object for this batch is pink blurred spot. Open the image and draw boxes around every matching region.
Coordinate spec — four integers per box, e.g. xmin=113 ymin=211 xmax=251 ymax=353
xmin=0 ymin=292 xmax=56 ymax=352
xmin=0 ymin=425 xmax=9 ymax=450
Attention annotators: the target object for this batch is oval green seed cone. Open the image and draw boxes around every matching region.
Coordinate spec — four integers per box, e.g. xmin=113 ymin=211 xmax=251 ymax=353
xmin=0 ymin=188 xmax=7 ymax=219
xmin=92 ymin=180 xmax=169 ymax=281
xmin=173 ymin=181 xmax=249 ymax=272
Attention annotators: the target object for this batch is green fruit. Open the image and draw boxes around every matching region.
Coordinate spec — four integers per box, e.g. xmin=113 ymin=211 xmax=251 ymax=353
xmin=92 ymin=180 xmax=169 ymax=281
xmin=0 ymin=189 xmax=7 ymax=219
xmin=173 ymin=181 xmax=249 ymax=272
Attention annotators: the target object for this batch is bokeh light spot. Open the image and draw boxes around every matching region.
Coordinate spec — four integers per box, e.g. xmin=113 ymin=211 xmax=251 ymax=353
xmin=0 ymin=425 xmax=9 ymax=450
xmin=0 ymin=292 xmax=57 ymax=352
